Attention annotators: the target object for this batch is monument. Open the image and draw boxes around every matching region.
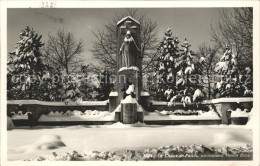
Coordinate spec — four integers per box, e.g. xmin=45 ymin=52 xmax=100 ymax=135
xmin=116 ymin=16 xmax=142 ymax=71
xmin=119 ymin=30 xmax=140 ymax=68
xmin=109 ymin=16 xmax=149 ymax=124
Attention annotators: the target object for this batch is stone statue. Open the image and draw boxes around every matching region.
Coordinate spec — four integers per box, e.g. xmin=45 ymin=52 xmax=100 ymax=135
xmin=119 ymin=30 xmax=140 ymax=68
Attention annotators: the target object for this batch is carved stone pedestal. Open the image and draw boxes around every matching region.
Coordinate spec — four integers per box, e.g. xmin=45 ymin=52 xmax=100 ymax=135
xmin=121 ymin=103 xmax=137 ymax=124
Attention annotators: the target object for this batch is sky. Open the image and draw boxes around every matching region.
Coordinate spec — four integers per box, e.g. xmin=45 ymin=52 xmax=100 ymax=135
xmin=7 ymin=8 xmax=230 ymax=66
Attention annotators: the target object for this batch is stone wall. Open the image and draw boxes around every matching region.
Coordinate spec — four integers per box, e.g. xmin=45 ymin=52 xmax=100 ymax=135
xmin=7 ymin=100 xmax=109 ymax=124
xmin=150 ymin=97 xmax=253 ymax=125
xmin=7 ymin=97 xmax=253 ymax=125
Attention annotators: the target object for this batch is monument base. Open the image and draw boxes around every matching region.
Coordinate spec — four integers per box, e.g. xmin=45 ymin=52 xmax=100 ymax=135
xmin=121 ymin=103 xmax=137 ymax=124
xmin=111 ymin=95 xmax=144 ymax=124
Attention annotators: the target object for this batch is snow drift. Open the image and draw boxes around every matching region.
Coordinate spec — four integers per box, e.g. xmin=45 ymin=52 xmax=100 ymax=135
xmin=34 ymin=135 xmax=66 ymax=150
xmin=12 ymin=134 xmax=66 ymax=154
xmin=7 ymin=116 xmax=15 ymax=130
xmin=38 ymin=110 xmax=115 ymax=122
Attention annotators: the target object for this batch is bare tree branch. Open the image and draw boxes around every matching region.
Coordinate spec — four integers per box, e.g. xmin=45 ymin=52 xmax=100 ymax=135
xmin=90 ymin=9 xmax=159 ymax=73
xmin=210 ymin=8 xmax=252 ymax=70
xmin=43 ymin=29 xmax=84 ymax=74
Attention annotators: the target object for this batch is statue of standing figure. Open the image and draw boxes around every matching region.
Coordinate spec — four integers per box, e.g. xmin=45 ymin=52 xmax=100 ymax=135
xmin=119 ymin=30 xmax=140 ymax=68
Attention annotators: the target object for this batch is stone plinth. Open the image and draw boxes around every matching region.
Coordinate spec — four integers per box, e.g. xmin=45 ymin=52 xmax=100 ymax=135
xmin=121 ymin=103 xmax=137 ymax=124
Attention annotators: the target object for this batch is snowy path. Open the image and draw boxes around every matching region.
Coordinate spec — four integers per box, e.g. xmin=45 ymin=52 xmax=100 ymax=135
xmin=8 ymin=124 xmax=252 ymax=161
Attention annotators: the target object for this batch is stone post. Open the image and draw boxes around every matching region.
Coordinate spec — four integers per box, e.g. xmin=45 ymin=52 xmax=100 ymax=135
xmin=121 ymin=102 xmax=137 ymax=124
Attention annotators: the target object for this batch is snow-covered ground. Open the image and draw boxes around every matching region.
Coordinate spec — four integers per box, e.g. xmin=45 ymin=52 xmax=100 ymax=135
xmin=8 ymin=124 xmax=252 ymax=161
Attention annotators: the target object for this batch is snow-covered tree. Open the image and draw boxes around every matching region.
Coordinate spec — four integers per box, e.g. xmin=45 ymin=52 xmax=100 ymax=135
xmin=155 ymin=28 xmax=180 ymax=101
xmin=168 ymin=38 xmax=204 ymax=107
xmin=154 ymin=29 xmax=205 ymax=106
xmin=7 ymin=26 xmax=49 ymax=100
xmin=214 ymin=44 xmax=252 ymax=97
xmin=48 ymin=69 xmax=86 ymax=103
xmin=63 ymin=74 xmax=82 ymax=104
xmin=211 ymin=8 xmax=253 ymax=70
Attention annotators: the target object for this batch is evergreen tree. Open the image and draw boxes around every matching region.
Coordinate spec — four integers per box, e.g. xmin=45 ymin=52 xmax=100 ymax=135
xmin=214 ymin=44 xmax=253 ymax=97
xmin=63 ymin=73 xmax=82 ymax=104
xmin=155 ymin=28 xmax=204 ymax=106
xmin=7 ymin=26 xmax=48 ymax=100
xmin=155 ymin=28 xmax=180 ymax=101
xmin=168 ymin=38 xmax=204 ymax=107
xmin=47 ymin=69 xmax=84 ymax=103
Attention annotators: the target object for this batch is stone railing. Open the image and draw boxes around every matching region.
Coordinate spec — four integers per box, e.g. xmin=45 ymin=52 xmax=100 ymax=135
xmin=7 ymin=100 xmax=109 ymax=125
xmin=7 ymin=97 xmax=253 ymax=126
xmin=150 ymin=97 xmax=253 ymax=125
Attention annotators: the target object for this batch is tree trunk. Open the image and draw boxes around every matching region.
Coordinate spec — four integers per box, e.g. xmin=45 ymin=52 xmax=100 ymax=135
xmin=207 ymin=70 xmax=211 ymax=99
xmin=208 ymin=79 xmax=211 ymax=99
xmin=65 ymin=60 xmax=69 ymax=74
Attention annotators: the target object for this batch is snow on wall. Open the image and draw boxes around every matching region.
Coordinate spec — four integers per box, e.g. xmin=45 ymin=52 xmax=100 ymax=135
xmin=8 ymin=100 xmax=108 ymax=106
xmin=117 ymin=16 xmax=140 ymax=25
xmin=11 ymin=112 xmax=32 ymax=120
xmin=144 ymin=110 xmax=221 ymax=121
xmin=151 ymin=97 xmax=253 ymax=106
xmin=231 ymin=108 xmax=249 ymax=118
xmin=118 ymin=66 xmax=139 ymax=72
xmin=141 ymin=91 xmax=150 ymax=96
xmin=211 ymin=97 xmax=253 ymax=104
xmin=151 ymin=100 xmax=181 ymax=106
xmin=38 ymin=110 xmax=115 ymax=122
xmin=109 ymin=92 xmax=118 ymax=97
xmin=12 ymin=115 xmax=29 ymax=120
